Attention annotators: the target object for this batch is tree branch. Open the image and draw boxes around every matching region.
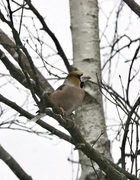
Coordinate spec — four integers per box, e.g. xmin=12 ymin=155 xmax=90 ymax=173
xmin=0 ymin=94 xmax=73 ymax=144
xmin=0 ymin=94 xmax=139 ymax=179
xmin=45 ymin=109 xmax=139 ymax=180
xmin=123 ymin=0 xmax=140 ymax=17
xmin=0 ymin=49 xmax=28 ymax=88
xmin=24 ymin=0 xmax=72 ymax=72
xmin=0 ymin=28 xmax=53 ymax=97
xmin=0 ymin=144 xmax=33 ymax=180
xmin=0 ymin=10 xmax=43 ymax=105
xmin=126 ymin=45 xmax=140 ymax=105
xmin=121 ymin=97 xmax=140 ymax=170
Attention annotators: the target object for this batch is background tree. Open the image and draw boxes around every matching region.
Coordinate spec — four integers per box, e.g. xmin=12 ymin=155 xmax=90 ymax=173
xmin=0 ymin=0 xmax=140 ymax=180
xmin=70 ymin=0 xmax=112 ymax=179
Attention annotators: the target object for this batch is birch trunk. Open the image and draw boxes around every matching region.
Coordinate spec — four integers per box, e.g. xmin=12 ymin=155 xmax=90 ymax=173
xmin=70 ymin=0 xmax=112 ymax=179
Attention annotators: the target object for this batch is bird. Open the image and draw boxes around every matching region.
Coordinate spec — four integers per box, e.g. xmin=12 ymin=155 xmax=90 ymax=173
xmin=49 ymin=70 xmax=86 ymax=116
xmin=31 ymin=69 xmax=89 ymax=122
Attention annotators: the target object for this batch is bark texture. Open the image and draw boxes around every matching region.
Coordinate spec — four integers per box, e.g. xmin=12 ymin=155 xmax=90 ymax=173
xmin=70 ymin=0 xmax=112 ymax=179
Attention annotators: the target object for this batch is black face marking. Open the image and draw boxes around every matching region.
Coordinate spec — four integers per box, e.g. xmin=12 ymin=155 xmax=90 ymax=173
xmin=75 ymin=74 xmax=82 ymax=80
xmin=80 ymin=81 xmax=84 ymax=88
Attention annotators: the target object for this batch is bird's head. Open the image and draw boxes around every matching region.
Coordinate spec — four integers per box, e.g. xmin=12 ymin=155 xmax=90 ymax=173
xmin=64 ymin=69 xmax=91 ymax=88
xmin=64 ymin=70 xmax=84 ymax=88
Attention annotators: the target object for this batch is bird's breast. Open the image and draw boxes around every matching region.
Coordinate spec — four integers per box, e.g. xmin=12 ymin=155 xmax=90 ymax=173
xmin=50 ymin=86 xmax=85 ymax=115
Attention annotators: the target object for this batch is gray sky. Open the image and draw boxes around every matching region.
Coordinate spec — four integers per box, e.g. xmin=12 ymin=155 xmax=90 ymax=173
xmin=0 ymin=0 xmax=140 ymax=179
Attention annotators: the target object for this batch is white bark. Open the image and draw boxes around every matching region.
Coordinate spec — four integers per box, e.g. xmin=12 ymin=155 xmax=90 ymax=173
xmin=70 ymin=0 xmax=112 ymax=179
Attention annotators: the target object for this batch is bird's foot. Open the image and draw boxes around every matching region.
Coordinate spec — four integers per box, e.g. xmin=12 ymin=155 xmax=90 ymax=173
xmin=59 ymin=107 xmax=66 ymax=117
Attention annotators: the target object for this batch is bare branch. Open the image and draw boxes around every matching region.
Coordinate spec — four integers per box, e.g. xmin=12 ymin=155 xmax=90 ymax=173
xmin=0 ymin=28 xmax=53 ymax=95
xmin=0 ymin=94 xmax=73 ymax=144
xmin=0 ymin=49 xmax=28 ymax=88
xmin=45 ymin=109 xmax=139 ymax=180
xmin=121 ymin=97 xmax=140 ymax=170
xmin=0 ymin=144 xmax=33 ymax=180
xmin=0 ymin=91 xmax=138 ymax=179
xmin=24 ymin=0 xmax=72 ymax=72
xmin=126 ymin=44 xmax=140 ymax=105
xmin=123 ymin=0 xmax=140 ymax=17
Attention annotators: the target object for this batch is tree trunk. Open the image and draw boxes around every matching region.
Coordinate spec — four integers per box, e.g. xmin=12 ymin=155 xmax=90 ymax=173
xmin=70 ymin=0 xmax=112 ymax=179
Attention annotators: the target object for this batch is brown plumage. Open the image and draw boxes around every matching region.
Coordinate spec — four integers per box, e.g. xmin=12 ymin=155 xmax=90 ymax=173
xmin=31 ymin=70 xmax=90 ymax=122
xmin=50 ymin=70 xmax=85 ymax=116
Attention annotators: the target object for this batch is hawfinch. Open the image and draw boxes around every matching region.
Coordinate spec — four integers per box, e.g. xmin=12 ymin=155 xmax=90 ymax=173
xmin=50 ymin=70 xmax=85 ymax=116
xmin=32 ymin=70 xmax=88 ymax=122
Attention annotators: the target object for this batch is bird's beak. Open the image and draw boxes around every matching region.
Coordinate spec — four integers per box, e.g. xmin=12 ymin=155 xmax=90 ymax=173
xmin=81 ymin=75 xmax=91 ymax=82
